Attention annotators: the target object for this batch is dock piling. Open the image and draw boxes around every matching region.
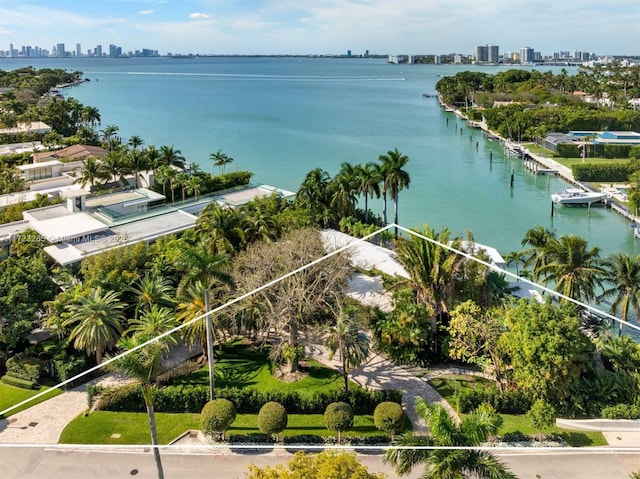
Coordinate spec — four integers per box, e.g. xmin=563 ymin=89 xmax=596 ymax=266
xmin=510 ymin=168 xmax=514 ymax=188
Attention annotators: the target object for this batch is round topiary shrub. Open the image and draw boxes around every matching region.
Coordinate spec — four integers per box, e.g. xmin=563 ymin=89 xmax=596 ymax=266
xmin=258 ymin=401 xmax=288 ymax=440
xmin=201 ymin=398 xmax=237 ymax=440
xmin=324 ymin=402 xmax=354 ymax=443
xmin=373 ymin=401 xmax=405 ymax=439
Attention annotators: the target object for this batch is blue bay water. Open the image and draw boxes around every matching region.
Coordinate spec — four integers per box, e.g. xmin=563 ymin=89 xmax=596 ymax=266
xmin=3 ymin=56 xmax=640 ymax=260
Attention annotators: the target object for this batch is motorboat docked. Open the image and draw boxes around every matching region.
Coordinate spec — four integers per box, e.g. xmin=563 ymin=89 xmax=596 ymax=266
xmin=551 ymin=188 xmax=606 ymax=205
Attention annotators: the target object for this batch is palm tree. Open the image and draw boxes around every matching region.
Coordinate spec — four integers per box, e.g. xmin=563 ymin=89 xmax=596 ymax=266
xmin=378 ymin=148 xmax=410 ymax=235
xmin=521 ymin=225 xmax=556 ymax=281
xmin=384 ymin=399 xmax=516 ymax=479
xmin=74 ymin=157 xmax=106 ymax=191
xmin=154 ymin=165 xmax=174 ymax=198
xmin=210 ymin=149 xmax=234 ymax=174
xmin=100 ymin=124 xmax=119 ymax=143
xmin=329 ymin=171 xmax=358 ymax=220
xmin=129 ymin=273 xmax=175 ymax=319
xmin=536 ymin=234 xmax=605 ymax=303
xmin=176 ymin=240 xmax=233 ymax=399
xmin=145 ymin=145 xmax=162 ymax=173
xmin=395 ymin=225 xmax=465 ymax=355
xmin=111 ymin=332 xmax=171 ymax=479
xmin=600 ymin=253 xmax=640 ymax=335
xmin=504 ymin=249 xmax=528 ymax=277
xmin=159 ymin=145 xmax=185 ymax=169
xmin=126 ymin=149 xmax=150 ymax=188
xmin=128 ymin=135 xmax=144 ymax=151
xmin=325 ymin=309 xmax=369 ymax=392
xmin=358 ymin=162 xmax=382 ymax=223
xmin=63 ymin=288 xmax=125 ymax=364
xmin=196 ymin=204 xmax=247 ymax=254
xmin=81 ymin=106 xmax=101 ymax=129
xmin=176 ymin=172 xmax=190 ymax=201
xmin=295 ymin=168 xmax=331 ymax=225
xmin=185 ymin=175 xmax=203 ymax=200
xmin=125 ymin=305 xmax=178 ymax=345
xmin=101 ymin=150 xmax=127 ymax=187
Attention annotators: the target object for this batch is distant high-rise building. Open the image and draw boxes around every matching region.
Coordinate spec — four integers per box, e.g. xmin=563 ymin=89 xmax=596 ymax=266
xmin=488 ymin=45 xmax=499 ymax=63
xmin=95 ymin=45 xmax=102 ymax=57
xmin=109 ymin=44 xmax=118 ymax=57
xmin=475 ymin=45 xmax=488 ymax=62
xmin=520 ymin=47 xmax=534 ymax=63
xmin=56 ymin=43 xmax=65 ymax=58
xmin=434 ymin=55 xmax=441 ymax=64
xmin=76 ymin=43 xmax=81 ymax=57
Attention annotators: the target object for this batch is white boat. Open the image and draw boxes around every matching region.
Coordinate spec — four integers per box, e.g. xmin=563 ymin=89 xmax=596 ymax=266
xmin=551 ymin=188 xmax=606 ymax=205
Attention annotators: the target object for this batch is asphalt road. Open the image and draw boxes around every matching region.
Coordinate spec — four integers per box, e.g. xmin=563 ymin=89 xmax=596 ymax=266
xmin=1 ymin=446 xmax=639 ymax=479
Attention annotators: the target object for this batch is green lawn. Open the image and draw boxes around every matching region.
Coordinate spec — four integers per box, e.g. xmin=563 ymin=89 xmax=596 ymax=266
xmin=429 ymin=374 xmax=608 ymax=447
xmin=59 ymin=341 xmax=375 ymax=445
xmin=0 ymin=382 xmax=62 ymax=418
xmin=59 ymin=412 xmax=384 ymax=445
xmin=174 ymin=340 xmax=354 ymax=394
xmin=428 ymin=374 xmax=492 ymax=402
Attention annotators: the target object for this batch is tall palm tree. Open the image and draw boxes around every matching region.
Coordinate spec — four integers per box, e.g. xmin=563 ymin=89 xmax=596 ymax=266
xmin=384 ymin=400 xmax=516 ymax=479
xmin=81 ymin=106 xmax=101 ymax=129
xmin=128 ymin=135 xmax=144 ymax=151
xmin=378 ymin=148 xmax=410 ymax=235
xmin=159 ymin=145 xmax=185 ymax=169
xmin=295 ymin=168 xmax=331 ymax=224
xmin=100 ymin=150 xmax=127 ymax=187
xmin=210 ymin=149 xmax=234 ymax=174
xmin=395 ymin=225 xmax=465 ymax=355
xmin=358 ymin=162 xmax=382 ymax=223
xmin=74 ymin=157 xmax=106 ymax=191
xmin=536 ymin=234 xmax=605 ymax=303
xmin=176 ymin=172 xmax=190 ymax=201
xmin=329 ymin=171 xmax=358 ymax=220
xmin=600 ymin=253 xmax=640 ymax=335
xmin=521 ymin=225 xmax=556 ymax=281
xmin=176 ymin=240 xmax=233 ymax=399
xmin=63 ymin=288 xmax=125 ymax=364
xmin=111 ymin=332 xmax=171 ymax=479
xmin=185 ymin=175 xmax=203 ymax=200
xmin=126 ymin=149 xmax=150 ymax=188
xmin=325 ymin=309 xmax=369 ymax=392
xmin=100 ymin=124 xmax=119 ymax=143
xmin=154 ymin=165 xmax=174 ymax=198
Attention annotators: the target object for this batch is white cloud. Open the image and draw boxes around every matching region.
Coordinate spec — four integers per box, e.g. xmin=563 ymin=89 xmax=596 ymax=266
xmin=189 ymin=12 xmax=210 ymax=20
xmin=139 ymin=9 xmax=155 ymax=15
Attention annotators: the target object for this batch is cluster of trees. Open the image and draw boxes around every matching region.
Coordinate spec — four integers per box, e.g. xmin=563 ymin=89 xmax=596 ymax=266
xmin=295 ymin=148 xmax=410 ymax=230
xmin=436 ymin=65 xmax=640 ymax=142
xmin=369 ymin=223 xmax=640 ymax=416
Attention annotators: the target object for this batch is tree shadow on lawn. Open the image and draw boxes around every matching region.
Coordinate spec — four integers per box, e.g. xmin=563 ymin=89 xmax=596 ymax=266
xmin=556 ymin=431 xmax=601 ymax=447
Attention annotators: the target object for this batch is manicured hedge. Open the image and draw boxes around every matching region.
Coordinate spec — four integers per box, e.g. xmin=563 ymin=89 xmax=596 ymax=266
xmin=1 ymin=374 xmax=38 ymax=390
xmin=572 ymin=162 xmax=633 ymax=182
xmin=453 ymin=387 xmax=533 ymax=414
xmin=5 ymin=355 xmax=47 ymax=383
xmin=601 ymin=403 xmax=640 ymax=419
xmin=97 ymin=384 xmax=402 ymax=415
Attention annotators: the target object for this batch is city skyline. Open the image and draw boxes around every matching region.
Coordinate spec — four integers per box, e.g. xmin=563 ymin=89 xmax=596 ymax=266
xmin=0 ymin=0 xmax=638 ymax=57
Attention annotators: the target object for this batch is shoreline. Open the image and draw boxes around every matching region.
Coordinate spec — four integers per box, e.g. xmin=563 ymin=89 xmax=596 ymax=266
xmin=439 ymin=96 xmax=640 ymax=235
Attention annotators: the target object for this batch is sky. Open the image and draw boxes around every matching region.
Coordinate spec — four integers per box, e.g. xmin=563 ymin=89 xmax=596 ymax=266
xmin=0 ymin=0 xmax=639 ymax=56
